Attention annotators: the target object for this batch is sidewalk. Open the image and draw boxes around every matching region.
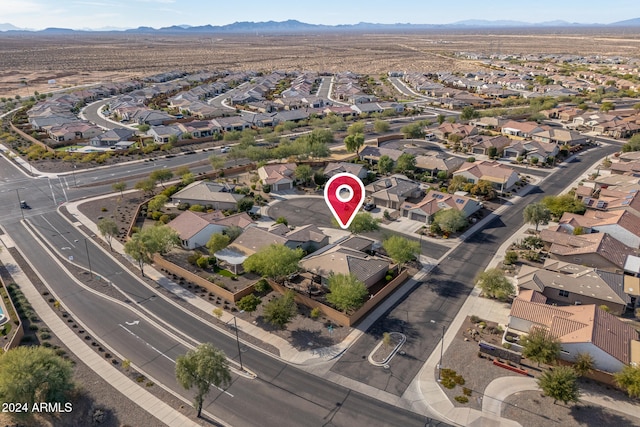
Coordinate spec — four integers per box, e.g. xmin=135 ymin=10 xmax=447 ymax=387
xmin=0 ymin=230 xmax=200 ymax=427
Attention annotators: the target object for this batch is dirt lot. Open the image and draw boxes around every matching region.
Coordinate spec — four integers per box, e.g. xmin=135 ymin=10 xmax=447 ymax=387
xmin=2 ymin=29 xmax=640 ymax=97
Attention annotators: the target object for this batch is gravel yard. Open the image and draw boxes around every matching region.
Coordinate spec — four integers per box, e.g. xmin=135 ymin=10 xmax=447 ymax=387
xmin=438 ymin=315 xmax=640 ymax=426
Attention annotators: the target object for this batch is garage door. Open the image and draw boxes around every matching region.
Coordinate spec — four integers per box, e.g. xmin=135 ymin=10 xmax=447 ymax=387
xmin=411 ymin=213 xmax=427 ymax=223
xmin=276 ymin=183 xmax=291 ymax=191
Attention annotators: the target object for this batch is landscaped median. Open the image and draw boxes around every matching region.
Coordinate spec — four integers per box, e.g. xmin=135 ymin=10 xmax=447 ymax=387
xmin=368 ymin=331 xmax=406 ymax=366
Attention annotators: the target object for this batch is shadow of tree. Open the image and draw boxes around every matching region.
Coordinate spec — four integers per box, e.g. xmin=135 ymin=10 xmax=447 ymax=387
xmin=569 ymin=403 xmax=636 ymax=426
xmin=289 ymin=328 xmax=334 ymax=350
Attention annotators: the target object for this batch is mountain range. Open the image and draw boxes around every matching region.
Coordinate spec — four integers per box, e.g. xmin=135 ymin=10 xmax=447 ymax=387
xmin=2 ymin=18 xmax=640 ymax=34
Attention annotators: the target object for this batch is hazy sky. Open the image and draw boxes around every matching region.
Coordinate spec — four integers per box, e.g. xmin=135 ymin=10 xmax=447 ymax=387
xmin=1 ymin=0 xmax=638 ymax=30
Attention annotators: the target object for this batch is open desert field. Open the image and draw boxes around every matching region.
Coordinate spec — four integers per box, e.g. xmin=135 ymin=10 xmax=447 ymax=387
xmin=1 ymin=29 xmax=640 ymax=97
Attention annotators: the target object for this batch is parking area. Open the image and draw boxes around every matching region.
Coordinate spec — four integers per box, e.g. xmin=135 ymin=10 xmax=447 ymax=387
xmin=266 ymin=197 xmax=334 ymax=228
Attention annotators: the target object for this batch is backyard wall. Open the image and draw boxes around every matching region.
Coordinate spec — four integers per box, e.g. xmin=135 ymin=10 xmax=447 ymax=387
xmin=376 ymin=134 xmax=405 ymax=146
xmin=153 ymin=254 xmax=255 ymax=303
xmin=268 ymin=269 xmax=409 ymax=327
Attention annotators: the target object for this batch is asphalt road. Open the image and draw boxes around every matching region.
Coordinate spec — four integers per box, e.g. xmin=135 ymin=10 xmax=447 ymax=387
xmin=330 ymin=143 xmax=621 ymax=395
xmin=6 ymin=206 xmax=436 ymax=426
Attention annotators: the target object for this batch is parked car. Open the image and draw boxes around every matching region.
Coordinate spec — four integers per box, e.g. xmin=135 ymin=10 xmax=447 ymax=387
xmin=220 ymin=146 xmax=230 ymax=153
xmin=363 ymin=203 xmax=376 ymax=211
xmin=20 ymin=201 xmax=30 ymax=209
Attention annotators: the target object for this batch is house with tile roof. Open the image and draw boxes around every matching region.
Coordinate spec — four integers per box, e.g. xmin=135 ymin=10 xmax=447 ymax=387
xmin=460 ymin=134 xmax=512 ymax=156
xmin=531 ymin=128 xmax=589 ymax=146
xmin=501 ymin=120 xmax=545 ymax=139
xmin=508 ymin=291 xmax=640 ymax=372
xmin=258 ymin=163 xmax=297 ymax=192
xmin=214 ymin=224 xmax=329 ymax=274
xmin=584 ymin=188 xmax=640 ymax=218
xmin=503 ymin=139 xmax=559 ymax=162
xmin=400 ymin=191 xmax=481 ymax=224
xmin=167 ymin=210 xmax=253 ymax=250
xmin=539 ymin=228 xmax=637 ymax=272
xmin=90 ymin=128 xmax=137 ymax=147
xmin=517 ymin=265 xmax=629 ymax=315
xmin=365 ymin=175 xmax=423 ymax=210
xmin=558 ymin=210 xmax=640 ymax=248
xmin=299 ymin=241 xmax=390 ymax=288
xmin=452 ymin=160 xmax=519 ymax=192
xmin=323 ymin=162 xmax=368 ymax=180
xmin=170 ymin=181 xmax=243 ymax=211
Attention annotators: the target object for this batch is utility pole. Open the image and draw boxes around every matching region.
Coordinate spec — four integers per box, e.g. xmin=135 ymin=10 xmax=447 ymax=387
xmin=16 ymin=189 xmax=24 ymax=220
xmin=84 ymin=238 xmax=93 ymax=279
xmin=233 ymin=316 xmax=243 ymax=371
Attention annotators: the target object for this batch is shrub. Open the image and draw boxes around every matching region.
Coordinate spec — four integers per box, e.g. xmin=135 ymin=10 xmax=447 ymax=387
xmin=463 ymin=387 xmax=472 ymax=396
xmin=470 ymin=315 xmax=482 ymax=324
xmin=454 ymin=395 xmax=469 ymax=404
xmin=478 ymin=321 xmax=487 ymax=329
xmin=254 ymin=279 xmax=271 ymax=293
xmin=504 ymin=251 xmax=518 ymax=265
xmin=385 ymin=275 xmax=393 ymax=281
xmin=196 ymin=256 xmax=209 ymax=269
xmin=310 ymin=307 xmax=321 ymax=320
xmin=503 ymin=342 xmax=512 ymax=349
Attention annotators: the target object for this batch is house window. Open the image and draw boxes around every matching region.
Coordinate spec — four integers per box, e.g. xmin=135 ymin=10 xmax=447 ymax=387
xmin=559 ymin=290 xmax=569 ymax=298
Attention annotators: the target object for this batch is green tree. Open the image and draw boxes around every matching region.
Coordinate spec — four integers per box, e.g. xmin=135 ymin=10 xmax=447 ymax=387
xmin=622 ymin=134 xmax=640 ymax=152
xmin=97 ymin=218 xmax=119 ymax=251
xmin=377 ymin=154 xmax=394 ymax=175
xmin=447 ymin=175 xmax=470 ymax=193
xmin=263 ymin=290 xmax=297 ymax=329
xmin=573 ymin=352 xmax=595 ymax=377
xmin=523 ymin=202 xmax=551 ymax=231
xmin=206 ymin=233 xmax=230 ymax=256
xmin=209 ymin=154 xmax=225 ymax=171
xmin=521 ymin=327 xmax=561 ymax=366
xmin=326 ymin=273 xmax=368 ymax=313
xmin=148 ymin=194 xmax=168 ymax=212
xmin=0 ymin=346 xmax=74 ymax=407
xmin=474 ymin=268 xmax=514 ymax=301
xmin=181 ymin=172 xmax=195 ymax=186
xmin=347 ymin=121 xmax=365 ymax=135
xmin=112 ymin=181 xmax=127 ymax=198
xmin=461 ymin=106 xmax=479 ymax=120
xmin=433 ymin=209 xmax=467 ymax=234
xmin=175 ymin=343 xmax=231 ymax=418
xmin=437 ymin=114 xmax=445 ymax=124
xmin=471 ymin=180 xmax=496 ymax=200
xmin=400 ymin=122 xmax=424 ymax=139
xmin=236 ymin=197 xmax=254 ymax=212
xmin=344 ymin=133 xmax=365 ymax=154
xmin=382 ymin=235 xmax=420 ymax=267
xmin=150 ymin=169 xmax=173 ymax=187
xmin=541 ymin=194 xmax=586 ymax=218
xmin=333 ymin=212 xmax=380 ymax=234
xmin=138 ymin=124 xmax=150 ymax=132
xmin=600 ymin=102 xmax=615 ymax=112
xmin=614 ymin=364 xmax=640 ymax=398
xmin=374 ymin=120 xmax=390 ymax=133
xmin=224 ymin=225 xmax=243 ymax=242
xmin=236 ymin=294 xmax=261 ymax=316
xmin=275 ymin=216 xmax=288 ymax=226
xmin=538 ymin=366 xmax=580 ymax=405
xmin=486 ymin=146 xmax=498 ymax=159
xmin=243 ymin=244 xmax=303 ymax=280
xmin=134 ymin=178 xmax=156 ymax=197
xmin=124 ymin=226 xmax=179 ymax=276
xmin=294 ymin=164 xmax=313 ymax=184
xmin=395 ymin=153 xmax=416 ymax=173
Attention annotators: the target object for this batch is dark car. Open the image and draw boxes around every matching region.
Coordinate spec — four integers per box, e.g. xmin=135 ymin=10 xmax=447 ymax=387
xmin=363 ymin=203 xmax=376 ymax=211
xmin=20 ymin=201 xmax=30 ymax=209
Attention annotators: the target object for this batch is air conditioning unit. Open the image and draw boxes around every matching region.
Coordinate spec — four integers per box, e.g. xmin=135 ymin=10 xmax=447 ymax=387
xmin=575 ymin=301 xmax=582 ymax=305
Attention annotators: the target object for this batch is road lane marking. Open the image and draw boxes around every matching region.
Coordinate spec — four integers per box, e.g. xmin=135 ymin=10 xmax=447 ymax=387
xmin=117 ymin=324 xmax=234 ymax=397
xmin=40 ymin=215 xmax=76 ymax=248
xmin=119 ymin=323 xmax=176 ymax=363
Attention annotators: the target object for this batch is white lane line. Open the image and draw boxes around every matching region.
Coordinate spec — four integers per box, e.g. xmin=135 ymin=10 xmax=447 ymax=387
xmin=40 ymin=215 xmax=76 ymax=248
xmin=117 ymin=324 xmax=234 ymax=397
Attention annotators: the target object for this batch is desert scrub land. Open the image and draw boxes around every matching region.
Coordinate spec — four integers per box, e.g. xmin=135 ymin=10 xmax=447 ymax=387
xmin=2 ymin=29 xmax=640 ymax=97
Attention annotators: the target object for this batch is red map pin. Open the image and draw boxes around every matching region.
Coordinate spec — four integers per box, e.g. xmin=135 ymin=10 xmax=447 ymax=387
xmin=324 ymin=172 xmax=366 ymax=229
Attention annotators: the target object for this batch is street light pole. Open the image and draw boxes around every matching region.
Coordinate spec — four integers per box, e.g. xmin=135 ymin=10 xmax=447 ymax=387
xmin=233 ymin=316 xmax=243 ymax=372
xmin=16 ymin=189 xmax=24 ymax=220
xmin=84 ymin=238 xmax=93 ymax=279
xmin=439 ymin=324 xmax=445 ymax=381
xmin=431 ymin=320 xmax=446 ymax=381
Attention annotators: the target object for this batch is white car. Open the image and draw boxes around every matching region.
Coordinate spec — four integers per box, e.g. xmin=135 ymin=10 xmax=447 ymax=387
xmin=220 ymin=146 xmax=230 ymax=153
